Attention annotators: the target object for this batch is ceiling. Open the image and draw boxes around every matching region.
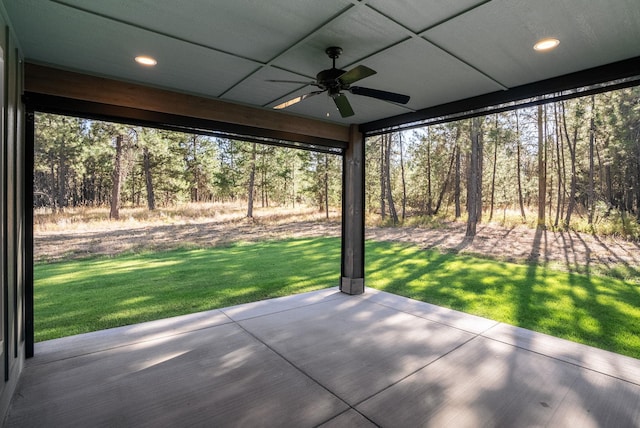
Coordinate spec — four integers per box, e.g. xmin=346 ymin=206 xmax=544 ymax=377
xmin=4 ymin=0 xmax=640 ymax=126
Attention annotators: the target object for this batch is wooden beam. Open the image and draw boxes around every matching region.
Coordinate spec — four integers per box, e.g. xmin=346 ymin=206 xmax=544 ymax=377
xmin=24 ymin=63 xmax=350 ymax=144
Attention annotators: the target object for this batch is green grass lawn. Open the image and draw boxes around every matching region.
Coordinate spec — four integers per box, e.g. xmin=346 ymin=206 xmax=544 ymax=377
xmin=34 ymin=238 xmax=341 ymax=342
xmin=366 ymin=241 xmax=640 ymax=359
xmin=35 ymin=238 xmax=640 ymax=359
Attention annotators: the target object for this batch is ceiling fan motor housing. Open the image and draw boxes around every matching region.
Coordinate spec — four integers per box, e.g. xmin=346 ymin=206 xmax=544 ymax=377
xmin=317 ymin=68 xmax=348 ymax=92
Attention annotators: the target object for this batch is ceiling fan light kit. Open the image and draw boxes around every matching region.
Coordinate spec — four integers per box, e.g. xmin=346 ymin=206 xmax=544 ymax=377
xmin=272 ymin=46 xmax=410 ymax=118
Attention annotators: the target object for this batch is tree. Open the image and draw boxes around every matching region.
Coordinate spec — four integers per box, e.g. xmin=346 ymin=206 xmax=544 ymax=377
xmin=454 ymin=135 xmax=461 ymax=219
xmin=466 ymin=117 xmax=483 ymax=236
xmin=247 ymin=142 xmax=257 ymax=217
xmin=553 ymin=103 xmax=565 ymax=228
xmin=399 ymin=132 xmax=407 ymax=220
xmin=383 ymin=133 xmax=399 ymax=224
xmin=489 ymin=115 xmax=499 ymax=221
xmin=434 ymin=138 xmax=457 ymax=216
xmin=110 ymin=135 xmax=124 ymax=219
xmin=588 ymin=95 xmax=596 ymax=225
xmin=537 ymin=104 xmax=547 ymax=229
xmin=561 ymin=100 xmax=581 ymax=229
xmin=34 ymin=114 xmax=87 ymax=211
xmin=379 ymin=135 xmax=387 ymax=219
xmin=424 ymin=129 xmax=433 ymax=215
xmin=514 ymin=110 xmax=526 ymax=221
xmin=142 ymin=146 xmax=156 ymax=210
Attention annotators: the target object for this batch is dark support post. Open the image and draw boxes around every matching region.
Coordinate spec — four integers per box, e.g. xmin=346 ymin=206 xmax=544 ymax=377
xmin=25 ymin=110 xmax=34 ymax=358
xmin=341 ymin=125 xmax=365 ymax=295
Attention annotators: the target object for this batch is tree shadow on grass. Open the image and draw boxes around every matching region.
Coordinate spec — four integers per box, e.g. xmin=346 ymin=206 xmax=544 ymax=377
xmin=591 ymin=233 xmax=640 ymax=280
xmin=365 ymin=234 xmax=640 ymax=359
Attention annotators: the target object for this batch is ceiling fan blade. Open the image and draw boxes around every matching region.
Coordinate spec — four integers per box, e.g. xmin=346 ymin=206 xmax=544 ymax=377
xmin=333 ymin=94 xmax=354 ymax=118
xmin=273 ymin=91 xmax=324 ymax=110
xmin=350 ymin=86 xmax=410 ymax=104
xmin=338 ymin=65 xmax=376 ymax=85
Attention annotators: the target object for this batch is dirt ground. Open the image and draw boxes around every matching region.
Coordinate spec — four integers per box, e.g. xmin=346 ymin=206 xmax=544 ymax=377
xmin=34 ymin=215 xmax=640 ymax=276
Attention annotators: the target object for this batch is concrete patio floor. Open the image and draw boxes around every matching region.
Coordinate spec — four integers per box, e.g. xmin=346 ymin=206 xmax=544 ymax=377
xmin=5 ymin=287 xmax=640 ymax=427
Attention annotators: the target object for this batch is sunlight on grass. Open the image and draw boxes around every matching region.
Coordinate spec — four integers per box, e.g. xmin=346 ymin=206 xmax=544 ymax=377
xmin=35 ymin=237 xmax=640 ymax=359
xmin=34 ymin=238 xmax=341 ymax=342
xmin=365 ymin=241 xmax=640 ymax=359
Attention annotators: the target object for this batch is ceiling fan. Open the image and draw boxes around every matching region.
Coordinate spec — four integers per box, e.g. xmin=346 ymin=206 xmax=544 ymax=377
xmin=271 ymin=47 xmax=410 ymax=118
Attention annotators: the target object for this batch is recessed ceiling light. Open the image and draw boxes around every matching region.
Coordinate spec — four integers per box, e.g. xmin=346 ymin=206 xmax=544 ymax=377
xmin=533 ymin=38 xmax=560 ymax=52
xmin=135 ymin=55 xmax=157 ymax=66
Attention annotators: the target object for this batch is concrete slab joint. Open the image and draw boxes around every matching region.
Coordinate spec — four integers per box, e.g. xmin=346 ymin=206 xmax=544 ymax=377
xmin=340 ymin=277 xmax=364 ymax=295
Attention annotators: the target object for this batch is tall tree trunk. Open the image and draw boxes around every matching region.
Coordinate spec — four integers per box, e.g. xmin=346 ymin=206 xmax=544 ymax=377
xmin=247 ymin=142 xmax=256 ymax=218
xmin=261 ymin=154 xmax=267 ymax=208
xmin=380 ymin=136 xmax=386 ymax=219
xmin=554 ymin=103 xmax=565 ymax=227
xmin=546 ymin=107 xmax=553 ymax=222
xmin=454 ymin=135 xmax=461 ymax=219
xmin=192 ymin=136 xmax=199 ymax=202
xmin=399 ymin=133 xmax=407 ymax=220
xmin=434 ymin=141 xmax=457 ymax=215
xmin=466 ymin=117 xmax=482 ymax=237
xmin=324 ymin=153 xmax=329 ymax=219
xmin=426 ymin=130 xmax=433 ymax=215
xmin=625 ymin=166 xmax=634 ymax=212
xmin=588 ymin=95 xmax=596 ymax=224
xmin=292 ymin=166 xmax=296 ymax=209
xmin=489 ymin=115 xmax=499 ymax=221
xmin=515 ymin=110 xmax=526 ymax=221
xmin=605 ymin=160 xmax=613 ymax=211
xmin=537 ymin=104 xmax=546 ymax=229
xmin=561 ymin=101 xmax=578 ymax=229
xmin=385 ymin=134 xmax=399 ymax=224
xmin=260 ymin=153 xmax=264 ymax=207
xmin=110 ymin=135 xmax=124 ymax=220
xmin=476 ymin=120 xmax=484 ymax=224
xmin=57 ymin=137 xmax=68 ymax=210
xmin=143 ymin=147 xmax=155 ymax=210
xmin=48 ymin=153 xmax=58 ymax=213
xmin=636 ymin=139 xmax=640 ymax=222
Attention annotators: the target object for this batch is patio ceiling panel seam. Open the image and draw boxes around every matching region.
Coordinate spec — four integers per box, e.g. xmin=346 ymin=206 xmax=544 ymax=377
xmin=50 ymin=0 xmax=275 ymax=99
xmin=418 ymin=34 xmax=509 ymax=90
xmin=417 ymin=0 xmax=495 ymax=34
xmin=259 ymin=5 xmax=359 ymax=107
xmin=360 ymin=0 xmax=508 ymax=91
xmin=223 ymin=5 xmax=358 ymax=100
xmin=360 ymin=56 xmax=640 ymax=135
xmin=50 ymin=0 xmax=266 ymax=66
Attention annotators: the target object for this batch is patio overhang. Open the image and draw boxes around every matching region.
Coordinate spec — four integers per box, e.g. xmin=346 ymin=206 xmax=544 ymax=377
xmin=3 ymin=0 xmax=640 ymax=422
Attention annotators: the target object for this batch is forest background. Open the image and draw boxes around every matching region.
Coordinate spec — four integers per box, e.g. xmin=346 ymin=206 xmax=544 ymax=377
xmin=34 ymin=86 xmax=640 ymax=240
